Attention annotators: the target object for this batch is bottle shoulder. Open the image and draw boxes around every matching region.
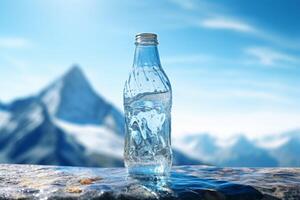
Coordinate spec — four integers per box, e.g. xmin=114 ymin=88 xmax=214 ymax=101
xmin=124 ymin=65 xmax=172 ymax=99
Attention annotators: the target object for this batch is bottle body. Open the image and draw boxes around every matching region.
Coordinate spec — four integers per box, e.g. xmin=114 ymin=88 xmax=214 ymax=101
xmin=124 ymin=33 xmax=172 ymax=177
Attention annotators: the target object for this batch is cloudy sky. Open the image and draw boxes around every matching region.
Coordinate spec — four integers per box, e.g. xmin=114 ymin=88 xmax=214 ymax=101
xmin=0 ymin=0 xmax=299 ymax=138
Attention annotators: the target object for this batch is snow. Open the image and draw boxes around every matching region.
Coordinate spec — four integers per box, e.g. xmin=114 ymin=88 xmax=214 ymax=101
xmin=256 ymin=136 xmax=290 ymax=149
xmin=12 ymin=105 xmax=45 ymax=142
xmin=0 ymin=111 xmax=11 ymax=128
xmin=173 ymin=140 xmax=202 ymax=161
xmin=103 ymin=114 xmax=117 ymax=131
xmin=4 ymin=121 xmax=17 ymax=132
xmin=173 ymin=134 xmax=232 ymax=162
xmin=54 ymin=119 xmax=123 ymax=158
xmin=41 ymin=81 xmax=63 ymax=115
xmin=24 ymin=105 xmax=44 ymax=131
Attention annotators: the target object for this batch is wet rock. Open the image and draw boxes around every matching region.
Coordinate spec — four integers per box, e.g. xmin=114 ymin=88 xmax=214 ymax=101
xmin=0 ymin=164 xmax=299 ymax=199
xmin=66 ymin=187 xmax=82 ymax=193
xmin=79 ymin=177 xmax=102 ymax=185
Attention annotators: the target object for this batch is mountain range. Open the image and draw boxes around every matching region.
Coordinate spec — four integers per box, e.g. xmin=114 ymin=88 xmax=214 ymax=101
xmin=177 ymin=130 xmax=300 ymax=167
xmin=0 ymin=66 xmax=201 ymax=167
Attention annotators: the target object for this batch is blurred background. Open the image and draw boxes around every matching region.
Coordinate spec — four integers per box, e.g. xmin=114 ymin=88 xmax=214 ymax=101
xmin=0 ymin=0 xmax=299 ymax=167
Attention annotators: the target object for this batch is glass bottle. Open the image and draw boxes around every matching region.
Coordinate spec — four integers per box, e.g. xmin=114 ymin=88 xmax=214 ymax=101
xmin=123 ymin=33 xmax=172 ymax=177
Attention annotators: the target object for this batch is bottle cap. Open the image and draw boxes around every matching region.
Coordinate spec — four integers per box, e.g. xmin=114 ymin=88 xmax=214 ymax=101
xmin=135 ymin=33 xmax=158 ymax=45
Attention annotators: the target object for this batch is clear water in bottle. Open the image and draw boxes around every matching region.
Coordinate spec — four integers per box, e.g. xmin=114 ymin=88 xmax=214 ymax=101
xmin=124 ymin=33 xmax=172 ymax=177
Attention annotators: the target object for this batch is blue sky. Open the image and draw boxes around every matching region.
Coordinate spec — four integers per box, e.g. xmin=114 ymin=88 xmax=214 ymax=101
xmin=0 ymin=0 xmax=299 ymax=138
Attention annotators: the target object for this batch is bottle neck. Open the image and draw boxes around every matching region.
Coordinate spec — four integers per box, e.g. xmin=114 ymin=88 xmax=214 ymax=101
xmin=133 ymin=44 xmax=161 ymax=68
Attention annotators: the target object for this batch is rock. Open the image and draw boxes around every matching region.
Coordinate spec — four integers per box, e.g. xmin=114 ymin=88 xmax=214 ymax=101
xmin=79 ymin=177 xmax=102 ymax=185
xmin=66 ymin=187 xmax=82 ymax=193
xmin=0 ymin=164 xmax=299 ymax=199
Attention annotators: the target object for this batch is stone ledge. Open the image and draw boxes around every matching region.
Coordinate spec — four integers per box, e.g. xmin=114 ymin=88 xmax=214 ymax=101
xmin=0 ymin=164 xmax=299 ymax=199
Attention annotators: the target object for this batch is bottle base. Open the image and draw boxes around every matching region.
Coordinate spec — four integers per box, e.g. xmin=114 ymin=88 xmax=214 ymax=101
xmin=127 ymin=164 xmax=170 ymax=178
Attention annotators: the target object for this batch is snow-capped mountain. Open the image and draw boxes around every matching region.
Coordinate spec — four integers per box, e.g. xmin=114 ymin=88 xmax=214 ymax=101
xmin=216 ymin=135 xmax=278 ymax=167
xmin=180 ymin=133 xmax=218 ymax=163
xmin=39 ymin=65 xmax=124 ymax=136
xmin=273 ymin=138 xmax=300 ymax=167
xmin=270 ymin=130 xmax=300 ymax=167
xmin=0 ymin=98 xmax=88 ymax=165
xmin=0 ymin=65 xmax=201 ymax=167
xmin=178 ymin=131 xmax=300 ymax=167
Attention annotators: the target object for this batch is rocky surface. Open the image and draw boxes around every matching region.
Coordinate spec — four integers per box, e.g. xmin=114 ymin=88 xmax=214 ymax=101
xmin=0 ymin=164 xmax=299 ymax=200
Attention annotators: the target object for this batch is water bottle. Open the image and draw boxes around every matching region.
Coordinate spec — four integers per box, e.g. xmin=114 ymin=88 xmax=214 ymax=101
xmin=124 ymin=33 xmax=172 ymax=177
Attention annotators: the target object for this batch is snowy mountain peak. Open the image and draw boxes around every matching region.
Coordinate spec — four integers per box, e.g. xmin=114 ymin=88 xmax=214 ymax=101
xmin=61 ymin=65 xmax=93 ymax=92
xmin=65 ymin=64 xmax=83 ymax=76
xmin=38 ymin=65 xmax=124 ymax=136
xmin=232 ymin=135 xmax=253 ymax=150
xmin=0 ymin=64 xmax=203 ymax=167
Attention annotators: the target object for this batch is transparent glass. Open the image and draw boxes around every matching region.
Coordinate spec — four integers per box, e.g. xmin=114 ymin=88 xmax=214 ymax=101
xmin=123 ymin=33 xmax=172 ymax=177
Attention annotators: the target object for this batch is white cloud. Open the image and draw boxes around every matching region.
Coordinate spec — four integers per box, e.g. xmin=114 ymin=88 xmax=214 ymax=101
xmin=0 ymin=37 xmax=31 ymax=48
xmin=168 ymin=0 xmax=300 ymax=50
xmin=245 ymin=47 xmax=300 ymax=66
xmin=200 ymin=17 xmax=255 ymax=33
xmin=198 ymin=17 xmax=300 ymax=50
xmin=169 ymin=0 xmax=256 ymax=33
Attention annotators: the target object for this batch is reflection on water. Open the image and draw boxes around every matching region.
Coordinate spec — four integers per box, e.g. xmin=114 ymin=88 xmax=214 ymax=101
xmin=76 ymin=165 xmax=298 ymax=199
xmin=129 ymin=175 xmax=171 ymax=197
xmin=5 ymin=165 xmax=290 ymax=199
xmin=127 ymin=167 xmax=263 ymax=199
